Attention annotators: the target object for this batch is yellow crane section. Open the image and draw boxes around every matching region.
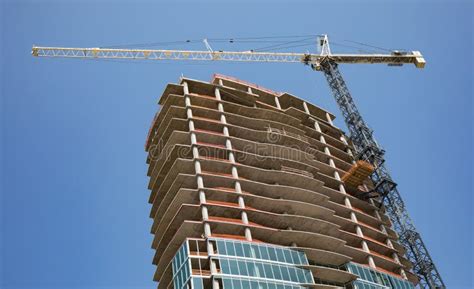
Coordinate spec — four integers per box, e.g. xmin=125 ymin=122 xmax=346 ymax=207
xmin=31 ymin=46 xmax=425 ymax=69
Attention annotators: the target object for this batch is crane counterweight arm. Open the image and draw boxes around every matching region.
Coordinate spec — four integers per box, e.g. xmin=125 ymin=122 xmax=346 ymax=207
xmin=31 ymin=46 xmax=426 ymax=68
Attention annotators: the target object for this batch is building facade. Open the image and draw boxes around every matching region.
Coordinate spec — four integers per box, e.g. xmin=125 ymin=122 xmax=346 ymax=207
xmin=145 ymin=74 xmax=417 ymax=289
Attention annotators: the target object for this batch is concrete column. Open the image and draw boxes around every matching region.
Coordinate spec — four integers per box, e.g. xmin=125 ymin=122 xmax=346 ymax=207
xmin=212 ymin=278 xmax=220 ymax=289
xmin=244 ymin=228 xmax=252 ymax=241
xmin=218 ymin=103 xmax=224 ymax=112
xmin=221 ymin=103 xmax=244 ymax=217
xmin=313 ymin=120 xmax=322 ymax=133
xmin=201 ymin=207 xmax=209 ymax=220
xmin=218 ymin=79 xmax=223 ymax=86
xmin=347 ymin=148 xmax=354 ymax=158
xmin=238 ymin=196 xmax=245 ymax=208
xmin=225 ymin=139 xmax=232 ymax=150
xmin=362 ymin=240 xmax=370 ymax=252
xmin=207 ymin=241 xmax=215 ymax=255
xmin=400 ymin=268 xmax=408 ymax=280
xmin=386 ymin=239 xmax=394 ymax=249
xmin=190 ymin=132 xmax=197 ymax=145
xmin=223 ymin=126 xmax=229 ymax=136
xmin=186 ymin=95 xmax=212 ymax=241
xmin=302 ymin=101 xmax=310 ymax=114
xmin=185 ymin=97 xmax=192 ymax=108
xmin=334 ymin=171 xmax=341 ymax=181
xmin=326 ymin=112 xmax=333 ymax=125
xmin=350 ymin=212 xmax=358 ymax=223
xmin=329 ymin=158 xmax=336 ymax=168
xmin=363 ymin=184 xmax=370 ymax=192
xmin=274 ymin=96 xmax=281 ymax=110
xmin=199 ymin=191 xmax=207 ymax=203
xmin=319 ymin=135 xmax=326 ymax=144
xmin=204 ymin=223 xmax=212 ymax=237
xmin=368 ymin=256 xmax=376 ymax=269
xmin=228 ymin=152 xmax=236 ymax=164
xmin=356 ymin=226 xmax=364 ymax=237
xmin=247 ymin=87 xmax=253 ymax=94
xmin=197 ymin=176 xmax=204 ymax=189
xmin=344 ymin=197 xmax=352 ymax=208
xmin=231 ymin=166 xmax=239 ymax=179
xmin=215 ymin=88 xmax=222 ymax=101
xmin=369 ymin=199 xmax=376 ymax=207
xmin=208 ymin=248 xmax=221 ymax=288
xmin=241 ymin=211 xmax=249 ymax=224
xmin=379 ymin=224 xmax=387 ymax=234
xmin=324 ymin=147 xmax=331 ymax=156
xmin=234 ymin=181 xmax=242 ymax=193
xmin=210 ymin=260 xmax=218 ymax=273
xmin=220 ymin=115 xmax=227 ymax=124
xmin=194 ymin=161 xmax=202 ymax=174
xmin=183 ymin=81 xmax=189 ymax=95
xmin=340 ymin=184 xmax=348 ymax=195
xmin=192 ymin=147 xmax=200 ymax=159
xmin=392 ymin=252 xmax=401 ymax=264
xmin=189 ymin=121 xmax=196 ymax=133
xmin=374 ymin=210 xmax=383 ymax=221
xmin=186 ymin=108 xmax=193 ymax=119
xmin=340 ymin=134 xmax=349 ymax=145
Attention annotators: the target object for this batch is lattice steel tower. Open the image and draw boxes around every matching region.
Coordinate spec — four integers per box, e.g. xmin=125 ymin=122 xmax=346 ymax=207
xmin=318 ymin=36 xmax=445 ymax=289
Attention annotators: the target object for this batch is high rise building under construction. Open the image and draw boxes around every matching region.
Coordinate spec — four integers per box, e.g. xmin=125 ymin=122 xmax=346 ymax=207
xmin=144 ymin=74 xmax=417 ymax=289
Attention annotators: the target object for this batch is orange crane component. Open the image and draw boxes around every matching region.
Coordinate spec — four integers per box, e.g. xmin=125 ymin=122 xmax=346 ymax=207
xmin=342 ymin=160 xmax=375 ymax=188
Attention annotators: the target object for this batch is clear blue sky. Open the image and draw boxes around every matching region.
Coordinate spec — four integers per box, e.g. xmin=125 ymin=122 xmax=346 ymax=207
xmin=1 ymin=0 xmax=472 ymax=288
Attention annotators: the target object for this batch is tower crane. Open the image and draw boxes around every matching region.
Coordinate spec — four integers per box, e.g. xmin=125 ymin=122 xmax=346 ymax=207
xmin=31 ymin=35 xmax=445 ymax=289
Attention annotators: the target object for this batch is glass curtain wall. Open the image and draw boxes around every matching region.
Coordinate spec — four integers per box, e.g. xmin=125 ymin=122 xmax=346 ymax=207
xmin=347 ymin=263 xmax=415 ymax=289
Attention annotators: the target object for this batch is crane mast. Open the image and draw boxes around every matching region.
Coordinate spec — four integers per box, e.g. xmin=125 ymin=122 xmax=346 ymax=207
xmin=322 ymin=61 xmax=445 ymax=288
xmin=316 ymin=36 xmax=444 ymax=288
xmin=32 ymin=35 xmax=445 ymax=288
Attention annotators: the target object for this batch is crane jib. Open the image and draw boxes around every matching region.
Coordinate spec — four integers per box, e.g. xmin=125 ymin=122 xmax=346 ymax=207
xmin=31 ymin=46 xmax=425 ymax=68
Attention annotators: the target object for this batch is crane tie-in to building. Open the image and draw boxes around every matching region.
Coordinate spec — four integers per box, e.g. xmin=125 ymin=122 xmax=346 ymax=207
xmin=31 ymin=34 xmax=445 ymax=289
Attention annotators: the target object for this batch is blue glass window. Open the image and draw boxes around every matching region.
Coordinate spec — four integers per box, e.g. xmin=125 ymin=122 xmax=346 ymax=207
xmin=232 ymin=279 xmax=240 ymax=287
xmin=238 ymin=260 xmax=248 ymax=276
xmin=348 ymin=262 xmax=415 ymax=289
xmin=220 ymin=277 xmax=308 ymax=289
xmin=263 ymin=263 xmax=274 ymax=279
xmin=280 ymin=265 xmax=290 ymax=280
xmin=283 ymin=250 xmax=293 ymax=264
xmin=226 ymin=241 xmax=236 ymax=256
xmin=260 ymin=246 xmax=270 ymax=260
xmin=220 ymin=258 xmax=230 ymax=273
xmin=211 ymin=239 xmax=315 ymax=288
xmin=243 ymin=243 xmax=252 ymax=258
xmin=252 ymin=244 xmax=261 ymax=259
xmin=234 ymin=242 xmax=244 ymax=257
xmin=217 ymin=240 xmax=227 ymax=255
xmin=256 ymin=262 xmax=265 ymax=278
xmin=273 ymin=264 xmax=283 ymax=280
xmin=192 ymin=277 xmax=203 ymax=289
xmin=268 ymin=246 xmax=278 ymax=261
xmin=276 ymin=248 xmax=285 ymax=262
xmin=229 ymin=259 xmax=239 ymax=275
xmin=246 ymin=260 xmax=256 ymax=276
xmin=172 ymin=241 xmax=190 ymax=289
